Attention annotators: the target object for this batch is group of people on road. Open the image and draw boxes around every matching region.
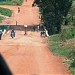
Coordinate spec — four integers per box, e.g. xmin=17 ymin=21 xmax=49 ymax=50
xmin=0 ymin=25 xmax=46 ymax=40
xmin=33 ymin=25 xmax=40 ymax=32
xmin=0 ymin=25 xmax=28 ymax=40
xmin=0 ymin=29 xmax=15 ymax=40
xmin=33 ymin=25 xmax=46 ymax=37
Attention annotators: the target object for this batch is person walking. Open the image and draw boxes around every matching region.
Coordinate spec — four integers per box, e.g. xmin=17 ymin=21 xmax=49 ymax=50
xmin=33 ymin=25 xmax=36 ymax=31
xmin=24 ymin=25 xmax=28 ymax=35
xmin=11 ymin=29 xmax=15 ymax=38
xmin=0 ymin=30 xmax=2 ymax=40
xmin=37 ymin=25 xmax=40 ymax=32
xmin=40 ymin=31 xmax=46 ymax=37
xmin=18 ymin=7 xmax=20 ymax=13
xmin=16 ymin=21 xmax=17 ymax=25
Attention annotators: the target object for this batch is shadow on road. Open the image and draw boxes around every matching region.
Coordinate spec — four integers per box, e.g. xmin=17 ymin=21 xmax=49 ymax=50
xmin=0 ymin=54 xmax=12 ymax=75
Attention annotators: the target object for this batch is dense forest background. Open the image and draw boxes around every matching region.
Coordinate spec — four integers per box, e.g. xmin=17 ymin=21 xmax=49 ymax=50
xmin=33 ymin=0 xmax=75 ymax=74
xmin=34 ymin=0 xmax=74 ymax=35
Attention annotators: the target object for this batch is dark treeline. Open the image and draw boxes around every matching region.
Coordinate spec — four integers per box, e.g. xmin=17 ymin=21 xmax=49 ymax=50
xmin=34 ymin=0 xmax=73 ymax=35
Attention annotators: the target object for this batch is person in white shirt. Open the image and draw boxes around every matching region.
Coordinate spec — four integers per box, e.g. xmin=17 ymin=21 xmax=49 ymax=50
xmin=37 ymin=25 xmax=40 ymax=32
xmin=24 ymin=25 xmax=28 ymax=35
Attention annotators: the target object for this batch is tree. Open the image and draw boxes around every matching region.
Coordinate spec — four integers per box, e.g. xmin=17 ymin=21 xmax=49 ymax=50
xmin=34 ymin=0 xmax=73 ymax=35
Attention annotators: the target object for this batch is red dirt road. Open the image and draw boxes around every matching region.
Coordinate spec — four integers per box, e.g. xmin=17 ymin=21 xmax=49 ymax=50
xmin=0 ymin=0 xmax=40 ymax=25
xmin=0 ymin=31 xmax=71 ymax=75
xmin=0 ymin=0 xmax=71 ymax=75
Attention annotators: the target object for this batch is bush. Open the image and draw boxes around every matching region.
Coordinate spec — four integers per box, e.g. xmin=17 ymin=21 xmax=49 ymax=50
xmin=0 ymin=7 xmax=12 ymax=17
xmin=0 ymin=16 xmax=4 ymax=20
xmin=60 ymin=26 xmax=75 ymax=41
xmin=69 ymin=50 xmax=75 ymax=67
xmin=68 ymin=50 xmax=75 ymax=75
xmin=0 ymin=16 xmax=4 ymax=23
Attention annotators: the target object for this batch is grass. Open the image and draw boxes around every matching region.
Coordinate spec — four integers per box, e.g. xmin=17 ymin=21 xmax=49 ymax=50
xmin=61 ymin=26 xmax=75 ymax=40
xmin=0 ymin=0 xmax=23 ymax=6
xmin=0 ymin=16 xmax=4 ymax=20
xmin=48 ymin=34 xmax=70 ymax=57
xmin=70 ymin=68 xmax=75 ymax=75
xmin=48 ymin=26 xmax=75 ymax=75
xmin=0 ymin=7 xmax=12 ymax=17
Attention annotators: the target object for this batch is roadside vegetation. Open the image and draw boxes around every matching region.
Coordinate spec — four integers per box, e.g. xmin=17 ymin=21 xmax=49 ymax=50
xmin=0 ymin=7 xmax=12 ymax=17
xmin=33 ymin=0 xmax=72 ymax=35
xmin=0 ymin=0 xmax=23 ymax=6
xmin=48 ymin=1 xmax=75 ymax=74
xmin=0 ymin=16 xmax=4 ymax=23
xmin=34 ymin=0 xmax=75 ymax=75
xmin=48 ymin=26 xmax=75 ymax=75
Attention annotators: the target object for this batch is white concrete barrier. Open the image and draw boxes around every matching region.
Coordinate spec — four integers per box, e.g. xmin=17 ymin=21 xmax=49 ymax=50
xmin=45 ymin=29 xmax=49 ymax=37
xmin=43 ymin=25 xmax=49 ymax=37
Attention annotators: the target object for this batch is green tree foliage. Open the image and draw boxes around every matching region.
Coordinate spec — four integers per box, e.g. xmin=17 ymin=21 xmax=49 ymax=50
xmin=34 ymin=0 xmax=72 ymax=35
xmin=0 ymin=16 xmax=4 ymax=23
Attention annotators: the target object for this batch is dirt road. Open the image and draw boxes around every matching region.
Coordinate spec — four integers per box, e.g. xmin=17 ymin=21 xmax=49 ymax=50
xmin=0 ymin=0 xmax=40 ymax=25
xmin=0 ymin=0 xmax=71 ymax=75
xmin=0 ymin=31 xmax=71 ymax=75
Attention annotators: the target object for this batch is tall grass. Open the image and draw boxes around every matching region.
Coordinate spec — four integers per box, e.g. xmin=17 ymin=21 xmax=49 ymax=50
xmin=49 ymin=34 xmax=70 ymax=57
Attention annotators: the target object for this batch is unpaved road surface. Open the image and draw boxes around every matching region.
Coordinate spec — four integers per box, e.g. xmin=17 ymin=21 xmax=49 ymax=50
xmin=0 ymin=0 xmax=40 ymax=25
xmin=0 ymin=31 xmax=71 ymax=75
xmin=0 ymin=0 xmax=71 ymax=75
